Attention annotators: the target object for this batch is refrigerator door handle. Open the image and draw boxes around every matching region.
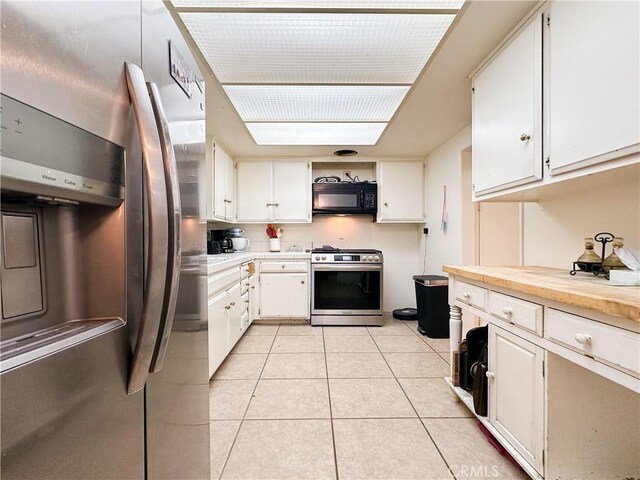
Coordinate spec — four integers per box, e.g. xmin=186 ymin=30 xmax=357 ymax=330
xmin=125 ymin=62 xmax=170 ymax=395
xmin=147 ymin=81 xmax=182 ymax=373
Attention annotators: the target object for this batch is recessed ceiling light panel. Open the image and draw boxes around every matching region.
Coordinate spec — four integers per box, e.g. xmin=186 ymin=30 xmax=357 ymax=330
xmin=223 ymin=85 xmax=409 ymax=121
xmin=246 ymin=122 xmax=387 ymax=145
xmin=180 ymin=13 xmax=455 ymax=84
xmin=172 ymin=0 xmax=464 ymax=8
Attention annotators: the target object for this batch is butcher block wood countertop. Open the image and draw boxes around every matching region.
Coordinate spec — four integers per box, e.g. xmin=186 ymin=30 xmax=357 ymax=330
xmin=443 ymin=265 xmax=640 ymax=322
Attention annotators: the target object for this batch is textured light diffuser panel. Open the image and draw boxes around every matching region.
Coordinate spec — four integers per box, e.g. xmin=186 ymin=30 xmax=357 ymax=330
xmin=245 ymin=123 xmax=387 ymax=145
xmin=223 ymin=85 xmax=410 ymax=121
xmin=180 ymin=13 xmax=455 ymax=84
xmin=171 ymin=1 xmax=464 ymax=9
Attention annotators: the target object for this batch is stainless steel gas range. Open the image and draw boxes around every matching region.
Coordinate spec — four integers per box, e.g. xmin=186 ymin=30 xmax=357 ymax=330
xmin=311 ymin=247 xmax=383 ymax=326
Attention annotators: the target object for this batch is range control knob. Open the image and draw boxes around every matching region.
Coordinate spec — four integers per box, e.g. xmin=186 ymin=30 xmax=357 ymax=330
xmin=373 ymin=255 xmax=380 ymax=261
xmin=315 ymin=255 xmax=320 ymax=260
xmin=362 ymin=257 xmax=368 ymax=261
xmin=368 ymin=255 xmax=374 ymax=261
xmin=322 ymin=255 xmax=327 ymax=260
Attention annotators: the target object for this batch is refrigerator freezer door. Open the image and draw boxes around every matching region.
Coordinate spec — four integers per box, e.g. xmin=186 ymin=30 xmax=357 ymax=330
xmin=141 ymin=3 xmax=210 ymax=480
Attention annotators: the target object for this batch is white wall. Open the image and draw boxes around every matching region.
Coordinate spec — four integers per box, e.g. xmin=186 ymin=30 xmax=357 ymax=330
xmin=523 ymin=177 xmax=640 ymax=267
xmin=422 ymin=125 xmax=472 ymax=275
xmin=224 ymin=217 xmax=422 ymax=312
xmin=423 ymin=124 xmax=640 ymax=275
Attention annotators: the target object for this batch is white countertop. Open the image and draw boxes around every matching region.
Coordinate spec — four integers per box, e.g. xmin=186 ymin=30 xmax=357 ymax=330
xmin=207 ymin=251 xmax=311 ymax=274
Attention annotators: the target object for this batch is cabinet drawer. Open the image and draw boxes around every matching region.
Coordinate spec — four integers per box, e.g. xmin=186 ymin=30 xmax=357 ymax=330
xmin=241 ymin=291 xmax=249 ymax=311
xmin=260 ymin=261 xmax=308 ymax=273
xmin=489 ymin=292 xmax=543 ymax=335
xmin=455 ymin=281 xmax=488 ymax=311
xmin=240 ymin=262 xmax=254 ymax=280
xmin=208 ymin=268 xmax=241 ymax=297
xmin=545 ymin=309 xmax=640 ymax=375
xmin=240 ymin=279 xmax=250 ymax=295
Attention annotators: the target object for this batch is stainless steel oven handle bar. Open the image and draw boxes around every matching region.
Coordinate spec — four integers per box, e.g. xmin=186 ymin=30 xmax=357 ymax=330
xmin=125 ymin=62 xmax=169 ymax=395
xmin=147 ymin=81 xmax=182 ymax=374
xmin=311 ymin=264 xmax=382 ymax=271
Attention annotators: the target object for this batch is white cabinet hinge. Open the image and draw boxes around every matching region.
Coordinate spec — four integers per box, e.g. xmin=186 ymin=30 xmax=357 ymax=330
xmin=471 ymin=87 xmax=475 ymax=94
xmin=472 ymin=183 xmax=475 ymax=191
xmin=545 ymin=156 xmax=551 ymax=169
xmin=546 ymin=14 xmax=550 ymax=27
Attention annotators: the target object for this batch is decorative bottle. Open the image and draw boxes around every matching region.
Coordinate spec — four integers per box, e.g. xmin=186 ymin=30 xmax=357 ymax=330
xmin=576 ymin=237 xmax=602 ymax=267
xmin=602 ymin=237 xmax=627 ymax=273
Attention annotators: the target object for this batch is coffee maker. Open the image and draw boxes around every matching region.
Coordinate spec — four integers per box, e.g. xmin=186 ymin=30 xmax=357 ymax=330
xmin=208 ymin=229 xmax=234 ymax=254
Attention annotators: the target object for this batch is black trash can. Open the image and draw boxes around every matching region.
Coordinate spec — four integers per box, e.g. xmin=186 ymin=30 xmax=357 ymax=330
xmin=412 ymin=275 xmax=449 ymax=338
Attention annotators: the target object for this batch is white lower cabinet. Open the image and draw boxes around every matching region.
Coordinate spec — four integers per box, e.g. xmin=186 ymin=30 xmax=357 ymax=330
xmin=208 ymin=291 xmax=229 ymax=378
xmin=249 ymin=274 xmax=259 ymax=322
xmin=488 ymin=324 xmax=545 ymax=475
xmin=226 ymin=283 xmax=243 ymax=349
xmin=259 ymin=272 xmax=309 ymax=319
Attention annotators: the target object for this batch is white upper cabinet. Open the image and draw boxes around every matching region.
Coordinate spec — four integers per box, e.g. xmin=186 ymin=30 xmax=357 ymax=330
xmin=236 ymin=161 xmax=272 ymax=222
xmin=237 ymin=161 xmax=311 ymax=223
xmin=472 ymin=14 xmax=542 ymax=195
xmin=212 ymin=142 xmax=236 ymax=221
xmin=548 ymin=1 xmax=640 ymax=174
xmin=273 ymin=162 xmax=311 ymax=222
xmin=377 ymin=161 xmax=425 ymax=222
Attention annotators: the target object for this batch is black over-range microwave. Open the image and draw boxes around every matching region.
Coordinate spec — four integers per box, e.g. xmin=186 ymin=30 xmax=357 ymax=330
xmin=312 ymin=182 xmax=377 ymax=215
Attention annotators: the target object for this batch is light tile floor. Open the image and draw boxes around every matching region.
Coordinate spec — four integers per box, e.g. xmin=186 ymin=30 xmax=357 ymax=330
xmin=210 ymin=318 xmax=528 ymax=480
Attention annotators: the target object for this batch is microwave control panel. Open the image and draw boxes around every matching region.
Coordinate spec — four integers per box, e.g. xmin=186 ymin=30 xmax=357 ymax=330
xmin=363 ymin=192 xmax=376 ymax=208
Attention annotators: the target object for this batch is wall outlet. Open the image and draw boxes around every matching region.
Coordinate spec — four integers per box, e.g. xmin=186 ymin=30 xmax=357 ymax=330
xmin=342 ymin=170 xmax=352 ymax=179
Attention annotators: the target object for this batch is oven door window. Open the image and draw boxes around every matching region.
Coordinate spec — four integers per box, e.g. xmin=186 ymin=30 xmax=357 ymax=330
xmin=313 ymin=269 xmax=381 ymax=311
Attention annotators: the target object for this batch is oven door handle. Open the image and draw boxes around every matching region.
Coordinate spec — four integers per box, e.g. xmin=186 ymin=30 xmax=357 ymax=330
xmin=312 ymin=264 xmax=382 ymax=271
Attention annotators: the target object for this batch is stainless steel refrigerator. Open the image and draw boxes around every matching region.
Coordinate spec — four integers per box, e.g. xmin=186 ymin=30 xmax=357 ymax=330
xmin=0 ymin=1 xmax=209 ymax=478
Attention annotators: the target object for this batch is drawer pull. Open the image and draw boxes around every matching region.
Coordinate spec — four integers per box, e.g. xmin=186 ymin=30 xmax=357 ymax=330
xmin=245 ymin=300 xmax=250 ymax=304
xmin=502 ymin=306 xmax=513 ymax=316
xmin=486 ymin=371 xmax=495 ymax=379
xmin=574 ymin=333 xmax=592 ymax=345
xmin=230 ymin=302 xmax=236 ymax=306
xmin=281 ymin=265 xmax=286 ymax=269
xmin=251 ymin=286 xmax=255 ymax=289
xmin=225 ymin=305 xmax=231 ymax=310
xmin=463 ymin=292 xmax=471 ymax=299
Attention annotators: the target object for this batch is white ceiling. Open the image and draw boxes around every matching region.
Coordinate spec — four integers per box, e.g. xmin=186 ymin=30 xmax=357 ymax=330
xmin=169 ymin=0 xmax=537 ymax=157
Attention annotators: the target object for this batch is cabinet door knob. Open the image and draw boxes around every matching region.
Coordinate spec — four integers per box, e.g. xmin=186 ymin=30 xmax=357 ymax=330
xmin=301 ymin=280 xmax=305 ymax=284
xmin=281 ymin=265 xmax=285 ymax=269
xmin=502 ymin=306 xmax=513 ymax=315
xmin=251 ymin=286 xmax=255 ymax=289
xmin=519 ymin=133 xmax=531 ymax=142
xmin=486 ymin=371 xmax=495 ymax=379
xmin=384 ymin=202 xmax=389 ymax=207
xmin=245 ymin=300 xmax=250 ymax=304
xmin=574 ymin=333 xmax=592 ymax=345
xmin=274 ymin=203 xmax=279 ymax=207
xmin=225 ymin=305 xmax=231 ymax=310
xmin=462 ymin=292 xmax=471 ymax=299
xmin=230 ymin=301 xmax=236 ymax=306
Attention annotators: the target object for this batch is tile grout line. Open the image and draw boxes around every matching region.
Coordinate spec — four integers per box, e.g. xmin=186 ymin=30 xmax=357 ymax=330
xmin=216 ymin=324 xmax=280 ymax=480
xmin=322 ymin=327 xmax=341 ymax=480
xmin=371 ymin=324 xmax=458 ymax=480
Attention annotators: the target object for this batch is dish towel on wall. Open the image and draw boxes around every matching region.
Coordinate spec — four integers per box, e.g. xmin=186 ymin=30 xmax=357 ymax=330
xmin=441 ymin=185 xmax=449 ymax=233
